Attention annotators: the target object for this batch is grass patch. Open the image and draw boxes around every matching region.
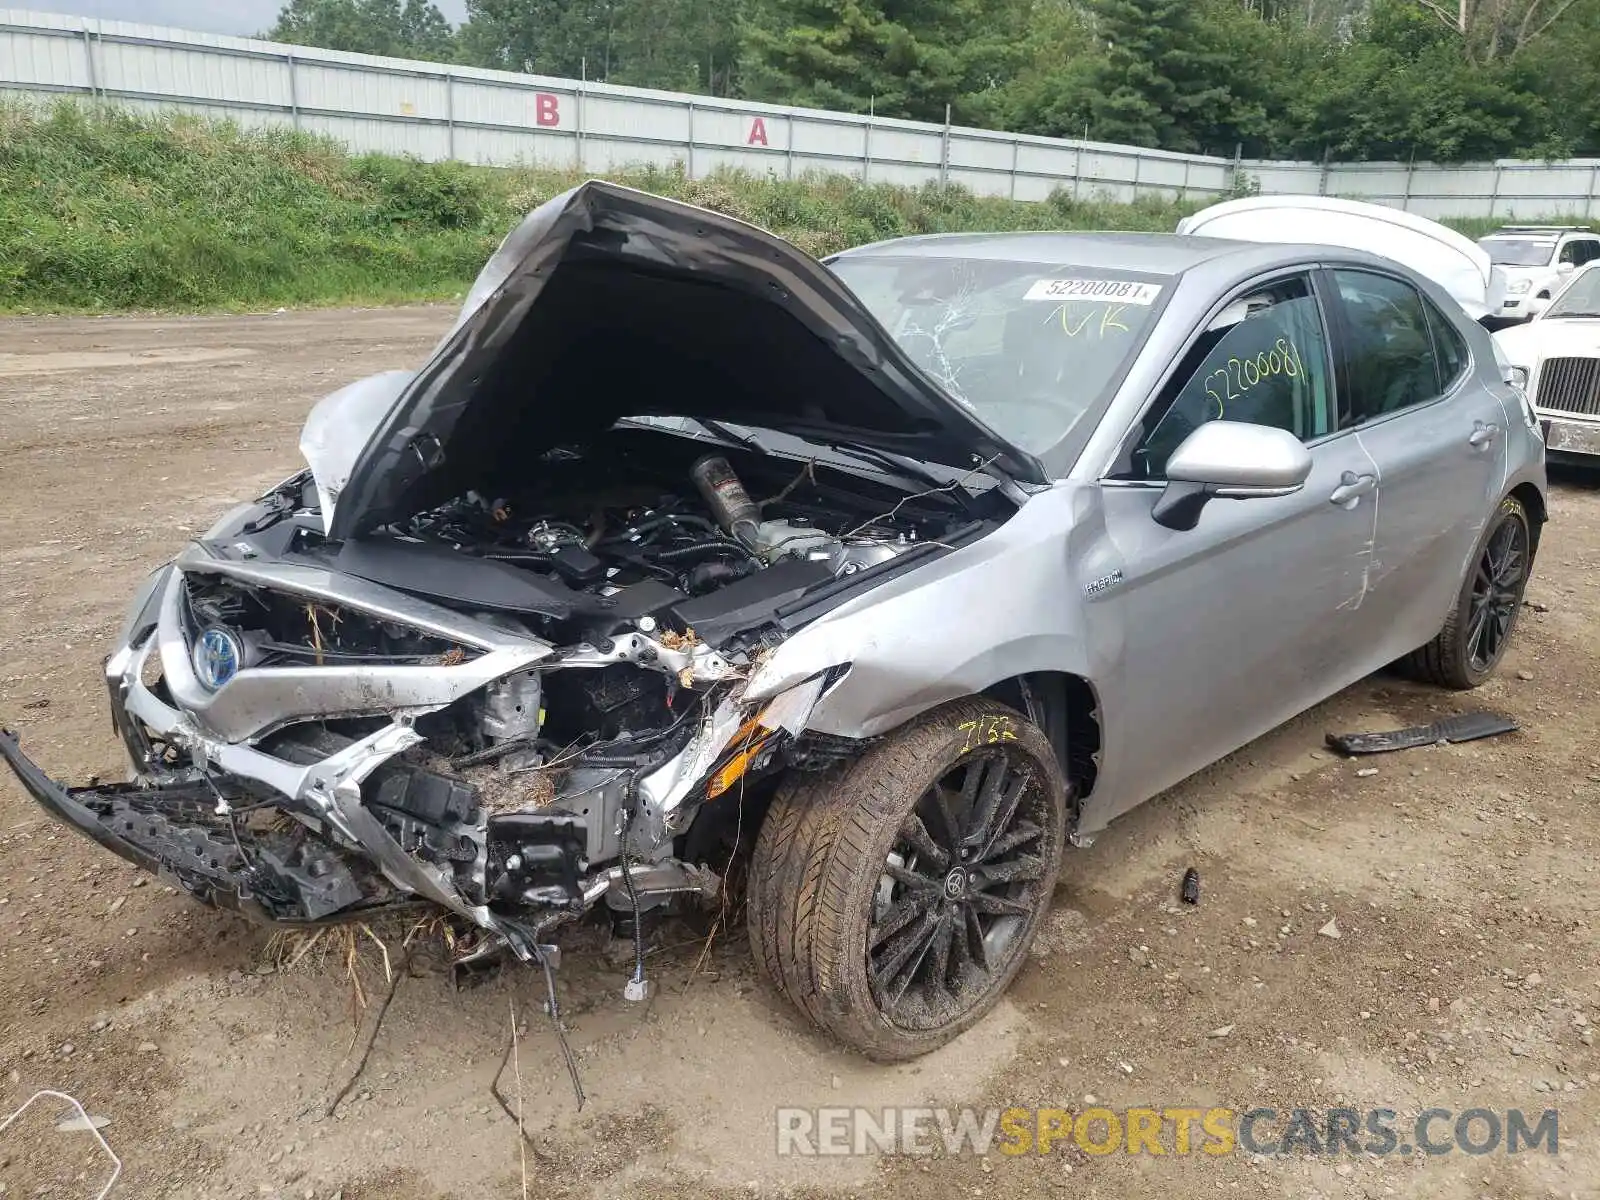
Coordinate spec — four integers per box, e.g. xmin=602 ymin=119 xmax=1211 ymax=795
xmin=0 ymin=100 xmax=1564 ymax=314
xmin=0 ymin=103 xmax=496 ymax=311
xmin=0 ymin=101 xmax=1201 ymax=313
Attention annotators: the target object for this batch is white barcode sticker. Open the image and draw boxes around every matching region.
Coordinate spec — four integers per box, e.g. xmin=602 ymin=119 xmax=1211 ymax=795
xmin=1023 ymin=278 xmax=1163 ymax=305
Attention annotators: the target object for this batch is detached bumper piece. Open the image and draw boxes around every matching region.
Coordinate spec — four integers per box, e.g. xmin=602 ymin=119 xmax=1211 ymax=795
xmin=0 ymin=727 xmax=369 ymax=924
xmin=1324 ymin=711 xmax=1519 ymax=756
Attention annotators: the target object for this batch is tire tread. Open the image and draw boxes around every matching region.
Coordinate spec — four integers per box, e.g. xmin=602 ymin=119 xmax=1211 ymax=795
xmin=747 ymin=698 xmax=1067 ymax=1061
xmin=1400 ymin=496 xmax=1529 ymax=690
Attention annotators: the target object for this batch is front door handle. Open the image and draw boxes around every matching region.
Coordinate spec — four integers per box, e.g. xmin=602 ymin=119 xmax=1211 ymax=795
xmin=1469 ymin=421 xmax=1502 ymax=448
xmin=1330 ymin=471 xmax=1377 ymax=507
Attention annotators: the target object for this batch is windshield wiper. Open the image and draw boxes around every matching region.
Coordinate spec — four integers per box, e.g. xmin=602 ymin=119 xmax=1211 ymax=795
xmin=240 ymin=476 xmax=305 ymax=535
xmin=683 ymin=419 xmax=979 ymax=509
xmin=693 ymin=418 xmax=767 ymax=453
xmin=820 ymin=440 xmax=980 ymax=508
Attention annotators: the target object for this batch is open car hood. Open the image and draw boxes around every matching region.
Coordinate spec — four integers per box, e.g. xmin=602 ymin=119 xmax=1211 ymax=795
xmin=1177 ymin=195 xmax=1505 ymax=321
xmin=326 ymin=181 xmax=1047 ymax=540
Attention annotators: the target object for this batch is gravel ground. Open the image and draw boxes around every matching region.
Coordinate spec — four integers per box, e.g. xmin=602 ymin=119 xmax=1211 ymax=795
xmin=0 ymin=307 xmax=1596 ymax=1200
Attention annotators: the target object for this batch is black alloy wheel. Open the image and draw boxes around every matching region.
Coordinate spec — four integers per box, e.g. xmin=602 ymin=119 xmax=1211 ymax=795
xmin=747 ymin=698 xmax=1068 ymax=1061
xmin=869 ymin=747 xmax=1054 ymax=1031
xmin=1401 ymin=495 xmax=1534 ymax=690
xmin=1466 ymin=508 xmax=1530 ymax=673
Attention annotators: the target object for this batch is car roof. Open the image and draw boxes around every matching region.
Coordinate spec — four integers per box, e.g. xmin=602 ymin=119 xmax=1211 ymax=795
xmin=830 ymin=228 xmax=1486 ymax=319
xmin=828 ymin=230 xmax=1266 ymax=276
xmin=818 ymin=223 xmax=1492 ymax=480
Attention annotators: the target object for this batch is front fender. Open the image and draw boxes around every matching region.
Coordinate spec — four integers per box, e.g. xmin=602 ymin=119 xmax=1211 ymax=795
xmin=745 ymin=485 xmax=1100 ymax=740
xmin=803 ymin=632 xmax=1094 ymax=740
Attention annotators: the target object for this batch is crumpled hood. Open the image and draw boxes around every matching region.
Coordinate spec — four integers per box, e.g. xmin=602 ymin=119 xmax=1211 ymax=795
xmin=298 ymin=369 xmax=414 ymax=528
xmin=325 ymin=180 xmax=1047 ymax=541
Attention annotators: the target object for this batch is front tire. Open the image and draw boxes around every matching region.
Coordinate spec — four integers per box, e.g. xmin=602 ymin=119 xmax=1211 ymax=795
xmin=747 ymin=698 xmax=1068 ymax=1061
xmin=1402 ymin=495 xmax=1532 ymax=690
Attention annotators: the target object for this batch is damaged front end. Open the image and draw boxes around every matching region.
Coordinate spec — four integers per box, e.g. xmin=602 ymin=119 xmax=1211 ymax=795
xmin=0 ymin=512 xmax=850 ymax=962
xmin=1 ymin=179 xmax=1023 ymax=977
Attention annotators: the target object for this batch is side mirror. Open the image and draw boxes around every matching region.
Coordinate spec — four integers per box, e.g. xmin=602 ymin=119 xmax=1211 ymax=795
xmin=1152 ymin=422 xmax=1313 ymax=531
xmin=1559 ymin=261 xmax=1576 ymax=275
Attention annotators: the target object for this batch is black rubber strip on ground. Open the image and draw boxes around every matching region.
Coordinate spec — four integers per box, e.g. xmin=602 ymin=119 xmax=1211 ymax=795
xmin=1324 ymin=712 xmax=1520 ymax=756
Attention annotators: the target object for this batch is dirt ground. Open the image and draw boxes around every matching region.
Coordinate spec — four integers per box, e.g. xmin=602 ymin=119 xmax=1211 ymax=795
xmin=1 ymin=307 xmax=1598 ymax=1200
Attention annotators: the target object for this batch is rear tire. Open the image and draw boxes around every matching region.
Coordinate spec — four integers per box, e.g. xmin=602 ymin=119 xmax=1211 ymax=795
xmin=1401 ymin=495 xmax=1532 ymax=690
xmin=747 ymin=698 xmax=1068 ymax=1061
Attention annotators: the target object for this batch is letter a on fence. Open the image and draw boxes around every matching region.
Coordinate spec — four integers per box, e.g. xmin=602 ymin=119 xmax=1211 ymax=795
xmin=748 ymin=117 xmax=768 ymax=146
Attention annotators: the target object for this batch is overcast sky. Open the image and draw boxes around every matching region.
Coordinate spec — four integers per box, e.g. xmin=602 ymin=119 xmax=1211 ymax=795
xmin=18 ymin=0 xmax=469 ymax=36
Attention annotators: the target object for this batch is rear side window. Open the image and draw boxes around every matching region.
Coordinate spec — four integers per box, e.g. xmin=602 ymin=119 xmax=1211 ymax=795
xmin=1560 ymin=239 xmax=1600 ymax=265
xmin=1330 ymin=270 xmax=1446 ymax=426
xmin=1427 ymin=304 xmax=1469 ymax=391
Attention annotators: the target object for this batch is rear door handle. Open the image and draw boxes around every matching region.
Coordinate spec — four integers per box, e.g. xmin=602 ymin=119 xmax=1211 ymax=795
xmin=1330 ymin=471 xmax=1377 ymax=507
xmin=1469 ymin=421 xmax=1502 ymax=448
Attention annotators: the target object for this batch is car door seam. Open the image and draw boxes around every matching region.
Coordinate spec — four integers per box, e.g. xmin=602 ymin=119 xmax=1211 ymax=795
xmin=1336 ymin=432 xmax=1383 ymax=612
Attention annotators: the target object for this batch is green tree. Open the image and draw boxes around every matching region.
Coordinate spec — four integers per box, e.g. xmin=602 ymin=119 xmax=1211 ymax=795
xmin=266 ymin=0 xmax=1600 ymax=165
xmin=267 ymin=0 xmax=457 ymax=61
xmin=1195 ymin=0 xmax=1327 ymax=156
xmin=741 ymin=0 xmax=1032 ymax=121
xmin=457 ymin=0 xmax=616 ymax=77
xmin=459 ymin=0 xmax=746 ymax=92
xmin=1527 ymin=0 xmax=1600 ymax=152
xmin=1409 ymin=0 xmax=1589 ymax=62
xmin=1083 ymin=0 xmax=1240 ymax=153
xmin=398 ymin=0 xmax=457 ymax=58
xmin=1285 ymin=0 xmax=1564 ymax=159
xmin=971 ymin=0 xmax=1098 ymax=137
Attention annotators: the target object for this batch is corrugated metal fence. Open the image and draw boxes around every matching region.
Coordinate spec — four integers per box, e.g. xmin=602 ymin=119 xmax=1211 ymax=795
xmin=4 ymin=5 xmax=1600 ymax=220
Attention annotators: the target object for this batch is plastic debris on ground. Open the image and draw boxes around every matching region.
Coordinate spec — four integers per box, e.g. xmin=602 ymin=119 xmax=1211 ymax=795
xmin=1324 ymin=711 xmax=1518 ymax=757
xmin=1180 ymin=867 xmax=1200 ymax=906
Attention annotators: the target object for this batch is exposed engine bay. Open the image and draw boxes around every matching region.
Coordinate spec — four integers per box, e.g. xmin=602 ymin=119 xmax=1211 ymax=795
xmin=390 ymin=430 xmax=952 ymax=647
xmin=226 ymin=424 xmax=977 ymax=653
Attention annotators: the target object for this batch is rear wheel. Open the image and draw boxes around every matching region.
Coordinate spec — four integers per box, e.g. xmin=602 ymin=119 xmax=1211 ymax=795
xmin=747 ymin=698 xmax=1068 ymax=1061
xmin=1401 ymin=495 xmax=1532 ymax=690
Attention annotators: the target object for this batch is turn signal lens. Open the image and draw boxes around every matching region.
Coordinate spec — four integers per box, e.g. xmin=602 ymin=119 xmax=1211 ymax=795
xmin=706 ymin=732 xmax=773 ymax=799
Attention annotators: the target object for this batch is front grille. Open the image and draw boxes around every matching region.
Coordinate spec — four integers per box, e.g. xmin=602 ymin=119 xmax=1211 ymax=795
xmin=1536 ymin=357 xmax=1600 ymax=416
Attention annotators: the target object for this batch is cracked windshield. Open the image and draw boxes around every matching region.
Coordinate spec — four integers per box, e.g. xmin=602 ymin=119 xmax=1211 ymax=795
xmin=830 ymin=256 xmax=1162 ymax=454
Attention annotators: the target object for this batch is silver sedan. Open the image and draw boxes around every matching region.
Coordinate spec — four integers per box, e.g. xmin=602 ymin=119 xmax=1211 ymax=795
xmin=1 ymin=184 xmax=1547 ymax=1063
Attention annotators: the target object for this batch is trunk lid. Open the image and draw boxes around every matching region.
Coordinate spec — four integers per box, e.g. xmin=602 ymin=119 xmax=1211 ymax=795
xmin=1178 ymin=195 xmax=1505 ymax=321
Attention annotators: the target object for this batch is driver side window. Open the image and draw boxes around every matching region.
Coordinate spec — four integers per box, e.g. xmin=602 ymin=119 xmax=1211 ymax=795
xmin=1120 ymin=275 xmax=1333 ymax=481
